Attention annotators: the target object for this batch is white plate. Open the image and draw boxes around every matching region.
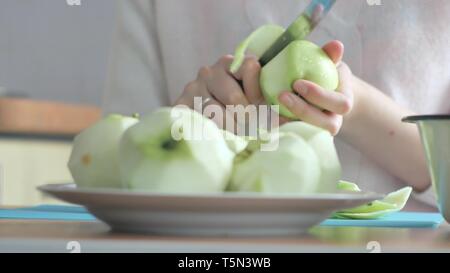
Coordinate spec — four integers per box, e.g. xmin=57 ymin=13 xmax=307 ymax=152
xmin=38 ymin=183 xmax=383 ymax=236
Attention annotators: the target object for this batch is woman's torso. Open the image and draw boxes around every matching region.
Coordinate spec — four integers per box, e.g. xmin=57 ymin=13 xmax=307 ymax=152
xmin=109 ymin=0 xmax=450 ymax=209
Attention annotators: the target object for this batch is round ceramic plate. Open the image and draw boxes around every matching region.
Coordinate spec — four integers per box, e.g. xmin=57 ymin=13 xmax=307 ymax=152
xmin=38 ymin=183 xmax=383 ymax=236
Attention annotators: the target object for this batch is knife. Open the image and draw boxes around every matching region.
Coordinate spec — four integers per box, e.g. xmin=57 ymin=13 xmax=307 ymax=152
xmin=258 ymin=0 xmax=336 ymax=66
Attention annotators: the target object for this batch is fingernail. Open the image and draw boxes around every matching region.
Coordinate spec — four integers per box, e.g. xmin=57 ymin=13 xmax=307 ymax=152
xmin=279 ymin=93 xmax=294 ymax=107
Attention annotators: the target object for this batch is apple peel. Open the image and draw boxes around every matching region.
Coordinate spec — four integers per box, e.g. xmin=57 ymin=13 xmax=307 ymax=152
xmin=229 ymin=24 xmax=284 ymax=74
xmin=334 ymin=181 xmax=413 ymax=219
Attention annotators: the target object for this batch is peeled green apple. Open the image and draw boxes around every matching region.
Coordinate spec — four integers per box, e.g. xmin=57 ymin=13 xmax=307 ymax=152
xmin=119 ymin=107 xmax=236 ymax=193
xmin=68 ymin=114 xmax=138 ymax=189
xmin=221 ymin=129 xmax=249 ymax=154
xmin=230 ymin=25 xmax=339 ymax=119
xmin=229 ymin=122 xmax=341 ymax=194
xmin=279 ymin=122 xmax=341 ymax=193
xmin=230 ymin=132 xmax=321 ymax=193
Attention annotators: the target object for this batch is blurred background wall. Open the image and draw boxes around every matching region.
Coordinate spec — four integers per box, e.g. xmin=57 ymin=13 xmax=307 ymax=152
xmin=0 ymin=0 xmax=116 ymax=105
xmin=0 ymin=0 xmax=118 ymax=205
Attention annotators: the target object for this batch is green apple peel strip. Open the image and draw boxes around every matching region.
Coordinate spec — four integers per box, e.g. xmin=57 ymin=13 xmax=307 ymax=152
xmin=334 ymin=181 xmax=413 ymax=219
xmin=229 ymin=24 xmax=285 ymax=74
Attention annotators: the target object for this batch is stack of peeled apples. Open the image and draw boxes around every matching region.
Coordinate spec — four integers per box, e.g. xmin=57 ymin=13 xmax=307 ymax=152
xmin=68 ymin=23 xmax=412 ymax=220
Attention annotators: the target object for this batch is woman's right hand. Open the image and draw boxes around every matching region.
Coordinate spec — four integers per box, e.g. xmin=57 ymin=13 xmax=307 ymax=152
xmin=175 ymin=54 xmax=291 ymax=133
xmin=174 ymin=55 xmax=266 ymax=128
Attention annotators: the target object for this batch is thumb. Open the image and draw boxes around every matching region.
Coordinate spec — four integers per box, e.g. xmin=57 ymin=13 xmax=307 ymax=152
xmin=322 ymin=40 xmax=344 ymax=64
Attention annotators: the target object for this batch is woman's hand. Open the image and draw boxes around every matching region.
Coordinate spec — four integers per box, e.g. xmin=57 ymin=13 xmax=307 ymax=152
xmin=278 ymin=40 xmax=354 ymax=135
xmin=175 ymin=54 xmax=267 ymax=131
xmin=175 ymin=40 xmax=353 ymax=135
xmin=175 ymin=55 xmax=266 ymax=108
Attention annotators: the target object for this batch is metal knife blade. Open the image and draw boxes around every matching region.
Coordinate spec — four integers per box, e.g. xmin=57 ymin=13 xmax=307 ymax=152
xmin=258 ymin=0 xmax=336 ymax=66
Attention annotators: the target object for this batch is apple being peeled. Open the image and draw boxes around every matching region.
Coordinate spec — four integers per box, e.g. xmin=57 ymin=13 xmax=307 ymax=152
xmin=261 ymin=40 xmax=339 ymax=118
xmin=68 ymin=114 xmax=138 ymax=189
xmin=119 ymin=107 xmax=236 ymax=193
xmin=230 ymin=25 xmax=339 ymax=119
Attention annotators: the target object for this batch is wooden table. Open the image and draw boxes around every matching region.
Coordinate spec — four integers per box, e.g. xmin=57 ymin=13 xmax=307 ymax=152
xmin=1 ymin=219 xmax=450 ymax=253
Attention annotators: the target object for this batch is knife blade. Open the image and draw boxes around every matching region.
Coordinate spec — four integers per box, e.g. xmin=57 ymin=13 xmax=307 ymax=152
xmin=258 ymin=0 xmax=336 ymax=66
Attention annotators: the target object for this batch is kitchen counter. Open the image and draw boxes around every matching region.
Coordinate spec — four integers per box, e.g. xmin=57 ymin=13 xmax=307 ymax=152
xmin=0 ymin=98 xmax=100 ymax=136
xmin=1 ymin=216 xmax=450 ymax=253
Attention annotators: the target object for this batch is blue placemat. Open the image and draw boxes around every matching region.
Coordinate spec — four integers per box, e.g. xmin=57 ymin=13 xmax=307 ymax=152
xmin=321 ymin=212 xmax=444 ymax=228
xmin=0 ymin=205 xmax=96 ymax=221
xmin=0 ymin=205 xmax=444 ymax=228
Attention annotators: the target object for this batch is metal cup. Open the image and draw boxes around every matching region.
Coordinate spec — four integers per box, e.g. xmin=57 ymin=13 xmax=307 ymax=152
xmin=403 ymin=115 xmax=450 ymax=223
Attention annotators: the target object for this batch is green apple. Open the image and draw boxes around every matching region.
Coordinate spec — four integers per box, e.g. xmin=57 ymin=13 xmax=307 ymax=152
xmin=119 ymin=107 xmax=236 ymax=193
xmin=229 ymin=122 xmax=341 ymax=194
xmin=230 ymin=24 xmax=339 ymax=119
xmin=260 ymin=40 xmax=339 ymax=118
xmin=229 ymin=132 xmax=322 ymax=193
xmin=68 ymin=114 xmax=138 ymax=189
xmin=228 ymin=122 xmax=341 ymax=193
xmin=220 ymin=129 xmax=249 ymax=154
xmin=279 ymin=122 xmax=341 ymax=193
